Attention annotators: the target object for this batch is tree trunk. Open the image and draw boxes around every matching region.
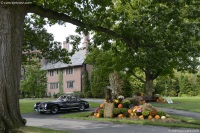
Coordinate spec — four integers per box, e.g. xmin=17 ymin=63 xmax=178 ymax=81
xmin=0 ymin=6 xmax=26 ymax=132
xmin=145 ymin=71 xmax=154 ymax=99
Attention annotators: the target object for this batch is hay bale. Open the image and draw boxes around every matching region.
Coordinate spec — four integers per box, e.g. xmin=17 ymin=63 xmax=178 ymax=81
xmin=104 ymin=103 xmax=114 ymax=118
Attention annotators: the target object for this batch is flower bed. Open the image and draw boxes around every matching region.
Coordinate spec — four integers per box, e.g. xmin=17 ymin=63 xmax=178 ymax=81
xmin=92 ymin=96 xmax=171 ymax=121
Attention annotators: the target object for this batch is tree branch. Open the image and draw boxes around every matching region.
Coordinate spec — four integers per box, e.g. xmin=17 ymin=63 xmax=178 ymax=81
xmin=128 ymin=70 xmax=145 ymax=83
xmin=27 ymin=4 xmax=136 ymax=49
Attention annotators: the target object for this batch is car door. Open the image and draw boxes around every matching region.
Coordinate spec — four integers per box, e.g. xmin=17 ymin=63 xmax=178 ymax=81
xmin=62 ymin=97 xmax=73 ymax=109
xmin=70 ymin=97 xmax=80 ymax=109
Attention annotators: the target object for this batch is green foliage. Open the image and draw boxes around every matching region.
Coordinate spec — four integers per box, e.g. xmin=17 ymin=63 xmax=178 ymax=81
xmin=58 ymin=70 xmax=63 ymax=95
xmin=84 ymin=69 xmax=90 ymax=96
xmin=23 ymin=15 xmax=71 ymax=65
xmin=98 ymin=109 xmax=104 ymax=117
xmin=20 ymin=65 xmax=47 ymax=98
xmin=84 ymin=91 xmax=92 ymax=98
xmin=122 ymin=79 xmax=133 ymax=97
xmin=142 ymin=110 xmax=150 ymax=116
xmin=157 ymin=111 xmax=166 ymax=117
xmin=188 ymin=91 xmax=196 ymax=97
xmin=113 ymin=108 xmax=121 ymax=115
xmin=72 ymin=91 xmax=85 ymax=98
xmin=90 ymin=68 xmax=108 ymax=98
xmin=169 ymin=90 xmax=177 ymax=97
xmin=119 ymin=108 xmax=128 ymax=114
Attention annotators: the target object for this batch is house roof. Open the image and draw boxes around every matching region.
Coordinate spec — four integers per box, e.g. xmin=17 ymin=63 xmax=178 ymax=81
xmin=41 ymin=49 xmax=86 ymax=70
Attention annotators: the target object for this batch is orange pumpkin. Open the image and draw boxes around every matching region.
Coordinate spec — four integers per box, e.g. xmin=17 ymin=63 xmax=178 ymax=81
xmin=96 ymin=113 xmax=101 ymax=118
xmin=118 ymin=114 xmax=123 ymax=118
xmin=94 ymin=113 xmax=97 ymax=116
xmin=148 ymin=115 xmax=153 ymax=120
xmin=118 ymin=104 xmax=123 ymax=108
xmin=155 ymin=115 xmax=160 ymax=119
xmin=139 ymin=115 xmax=144 ymax=119
xmin=128 ymin=109 xmax=133 ymax=114
xmin=100 ymin=103 xmax=104 ymax=108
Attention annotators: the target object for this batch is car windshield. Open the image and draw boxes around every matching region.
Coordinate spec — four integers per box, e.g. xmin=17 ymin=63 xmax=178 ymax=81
xmin=57 ymin=96 xmax=67 ymax=101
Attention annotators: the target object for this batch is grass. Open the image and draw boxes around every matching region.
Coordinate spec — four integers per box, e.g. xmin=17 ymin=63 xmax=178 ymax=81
xmin=59 ymin=111 xmax=200 ymax=129
xmin=19 ymin=97 xmax=200 ymax=130
xmin=19 ymin=98 xmax=100 ymax=114
xmin=20 ymin=98 xmax=51 ymax=114
xmin=150 ymin=97 xmax=200 ymax=113
xmin=18 ymin=126 xmax=72 ymax=133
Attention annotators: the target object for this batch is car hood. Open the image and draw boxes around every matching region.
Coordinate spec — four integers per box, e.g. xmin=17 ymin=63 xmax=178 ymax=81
xmin=38 ymin=100 xmax=87 ymax=104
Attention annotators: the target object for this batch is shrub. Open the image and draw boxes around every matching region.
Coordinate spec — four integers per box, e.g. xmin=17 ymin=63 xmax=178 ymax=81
xmin=178 ymin=92 xmax=183 ymax=97
xmin=98 ymin=109 xmax=104 ymax=117
xmin=142 ymin=110 xmax=150 ymax=116
xmin=119 ymin=108 xmax=128 ymax=114
xmin=84 ymin=91 xmax=92 ymax=98
xmin=53 ymin=93 xmax=58 ymax=98
xmin=113 ymin=108 xmax=121 ymax=116
xmin=188 ymin=91 xmax=196 ymax=97
xmin=169 ymin=90 xmax=177 ymax=97
xmin=158 ymin=111 xmax=166 ymax=116
xmin=73 ymin=91 xmax=84 ymax=98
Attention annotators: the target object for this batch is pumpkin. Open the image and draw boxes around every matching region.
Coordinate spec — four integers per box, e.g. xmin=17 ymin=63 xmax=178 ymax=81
xmin=94 ymin=113 xmax=97 ymax=116
xmin=155 ymin=115 xmax=160 ymax=119
xmin=128 ymin=109 xmax=133 ymax=114
xmin=118 ymin=114 xmax=123 ymax=118
xmin=139 ymin=115 xmax=144 ymax=119
xmin=118 ymin=104 xmax=123 ymax=108
xmin=100 ymin=103 xmax=104 ymax=108
xmin=148 ymin=115 xmax=153 ymax=120
xmin=150 ymin=110 xmax=158 ymax=117
xmin=96 ymin=113 xmax=101 ymax=118
xmin=161 ymin=116 xmax=166 ymax=119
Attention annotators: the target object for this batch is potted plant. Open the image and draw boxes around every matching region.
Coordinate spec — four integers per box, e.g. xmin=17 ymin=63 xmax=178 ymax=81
xmin=142 ymin=110 xmax=150 ymax=119
xmin=136 ymin=107 xmax=142 ymax=116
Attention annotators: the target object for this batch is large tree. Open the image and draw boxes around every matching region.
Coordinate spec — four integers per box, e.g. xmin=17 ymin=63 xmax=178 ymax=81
xmin=0 ymin=0 xmax=199 ymax=132
xmin=86 ymin=0 xmax=200 ymax=98
xmin=20 ymin=65 xmax=47 ymax=98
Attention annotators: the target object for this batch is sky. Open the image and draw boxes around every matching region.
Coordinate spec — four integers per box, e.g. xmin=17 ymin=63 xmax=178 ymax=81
xmin=46 ymin=23 xmax=77 ymax=42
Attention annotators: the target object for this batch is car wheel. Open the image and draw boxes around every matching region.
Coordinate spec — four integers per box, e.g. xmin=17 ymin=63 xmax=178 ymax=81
xmin=79 ymin=104 xmax=85 ymax=111
xmin=50 ymin=105 xmax=59 ymax=114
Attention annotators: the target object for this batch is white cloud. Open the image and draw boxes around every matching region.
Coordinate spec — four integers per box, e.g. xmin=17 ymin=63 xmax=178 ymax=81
xmin=46 ymin=23 xmax=77 ymax=42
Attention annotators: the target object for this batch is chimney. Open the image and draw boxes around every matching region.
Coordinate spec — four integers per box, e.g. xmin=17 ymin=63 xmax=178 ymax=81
xmin=82 ymin=34 xmax=89 ymax=50
xmin=63 ymin=41 xmax=69 ymax=51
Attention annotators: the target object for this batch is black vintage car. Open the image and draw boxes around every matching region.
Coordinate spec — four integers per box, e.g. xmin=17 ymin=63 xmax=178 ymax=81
xmin=34 ymin=95 xmax=90 ymax=114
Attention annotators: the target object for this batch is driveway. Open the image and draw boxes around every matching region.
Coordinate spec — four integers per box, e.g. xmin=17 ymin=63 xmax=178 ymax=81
xmin=24 ymin=113 xmax=197 ymax=133
xmin=23 ymin=99 xmax=200 ymax=133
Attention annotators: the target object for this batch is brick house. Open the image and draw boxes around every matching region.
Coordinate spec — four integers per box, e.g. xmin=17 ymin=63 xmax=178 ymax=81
xmin=41 ymin=36 xmax=92 ymax=96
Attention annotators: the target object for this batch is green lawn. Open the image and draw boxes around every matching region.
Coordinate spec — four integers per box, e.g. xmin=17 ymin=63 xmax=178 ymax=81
xmin=18 ymin=126 xmax=72 ymax=133
xmin=59 ymin=111 xmax=200 ymax=129
xmin=19 ymin=97 xmax=200 ymax=130
xmin=19 ymin=98 xmax=100 ymax=114
xmin=151 ymin=97 xmax=200 ymax=113
xmin=20 ymin=98 xmax=52 ymax=114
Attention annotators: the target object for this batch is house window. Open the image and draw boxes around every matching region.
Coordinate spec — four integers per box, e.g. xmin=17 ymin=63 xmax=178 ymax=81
xmin=50 ymin=83 xmax=59 ymax=89
xmin=49 ymin=70 xmax=54 ymax=76
xmin=66 ymin=68 xmax=73 ymax=75
xmin=67 ymin=81 xmax=74 ymax=88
